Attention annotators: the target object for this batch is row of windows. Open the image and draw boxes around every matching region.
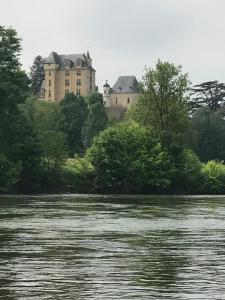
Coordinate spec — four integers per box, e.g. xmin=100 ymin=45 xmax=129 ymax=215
xmin=48 ymin=71 xmax=82 ymax=77
xmin=65 ymin=89 xmax=81 ymax=96
xmin=48 ymin=89 xmax=81 ymax=97
xmin=65 ymin=79 xmax=81 ymax=86
xmin=48 ymin=79 xmax=82 ymax=87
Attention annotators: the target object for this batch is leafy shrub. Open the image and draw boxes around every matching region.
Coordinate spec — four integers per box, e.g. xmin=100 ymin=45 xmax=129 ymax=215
xmin=87 ymin=121 xmax=174 ymax=193
xmin=201 ymin=160 xmax=225 ymax=194
xmin=62 ymin=156 xmax=95 ymax=192
xmin=0 ymin=154 xmax=21 ymax=193
xmin=175 ymin=149 xmax=204 ymax=193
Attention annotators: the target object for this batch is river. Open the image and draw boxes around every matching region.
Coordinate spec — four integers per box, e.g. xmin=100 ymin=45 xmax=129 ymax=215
xmin=0 ymin=195 xmax=225 ymax=299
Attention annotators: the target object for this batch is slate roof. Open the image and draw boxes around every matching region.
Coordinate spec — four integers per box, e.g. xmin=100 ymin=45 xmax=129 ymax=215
xmin=103 ymin=80 xmax=110 ymax=88
xmin=111 ymin=76 xmax=140 ymax=94
xmin=44 ymin=51 xmax=94 ymax=70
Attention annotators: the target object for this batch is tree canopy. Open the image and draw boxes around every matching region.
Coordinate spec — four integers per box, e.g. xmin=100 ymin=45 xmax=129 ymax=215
xmin=60 ymin=92 xmax=88 ymax=155
xmin=30 ymin=55 xmax=45 ymax=96
xmin=128 ymin=60 xmax=193 ymax=149
xmin=190 ymin=81 xmax=225 ymax=112
xmin=87 ymin=121 xmax=173 ymax=193
xmin=82 ymin=92 xmax=108 ymax=148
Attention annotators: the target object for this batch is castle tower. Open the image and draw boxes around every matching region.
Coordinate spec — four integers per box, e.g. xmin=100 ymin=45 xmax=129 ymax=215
xmin=103 ymin=80 xmax=111 ymax=107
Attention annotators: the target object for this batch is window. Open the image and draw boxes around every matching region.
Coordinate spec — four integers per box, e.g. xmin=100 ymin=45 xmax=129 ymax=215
xmin=49 ymin=80 xmax=51 ymax=87
xmin=65 ymin=80 xmax=69 ymax=86
xmin=104 ymin=90 xmax=106 ymax=94
xmin=65 ymin=89 xmax=69 ymax=95
xmin=48 ymin=90 xmax=51 ymax=97
xmin=49 ymin=71 xmax=51 ymax=76
xmin=77 ymin=59 xmax=82 ymax=66
xmin=77 ymin=79 xmax=81 ymax=86
xmin=127 ymin=97 xmax=130 ymax=104
xmin=116 ymin=97 xmax=118 ymax=104
xmin=76 ymin=89 xmax=81 ymax=96
xmin=77 ymin=70 xmax=81 ymax=76
xmin=65 ymin=70 xmax=70 ymax=76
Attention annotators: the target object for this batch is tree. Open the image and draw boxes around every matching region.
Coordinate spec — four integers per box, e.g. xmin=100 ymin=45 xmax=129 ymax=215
xmin=82 ymin=92 xmax=108 ymax=148
xmin=19 ymin=98 xmax=67 ymax=172
xmin=0 ymin=26 xmax=30 ymax=159
xmin=192 ymin=107 xmax=225 ymax=161
xmin=29 ymin=55 xmax=45 ymax=96
xmin=0 ymin=154 xmax=21 ymax=192
xmin=190 ymin=81 xmax=225 ymax=112
xmin=201 ymin=160 xmax=225 ymax=194
xmin=60 ymin=92 xmax=88 ymax=155
xmin=128 ymin=60 xmax=193 ymax=149
xmin=87 ymin=121 xmax=173 ymax=193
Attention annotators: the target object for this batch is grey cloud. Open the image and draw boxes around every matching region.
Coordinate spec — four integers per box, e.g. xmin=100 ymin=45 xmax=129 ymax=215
xmin=1 ymin=0 xmax=225 ymax=89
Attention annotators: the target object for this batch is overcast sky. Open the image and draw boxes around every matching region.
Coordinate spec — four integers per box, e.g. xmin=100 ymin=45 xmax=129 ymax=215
xmin=1 ymin=0 xmax=225 ymax=90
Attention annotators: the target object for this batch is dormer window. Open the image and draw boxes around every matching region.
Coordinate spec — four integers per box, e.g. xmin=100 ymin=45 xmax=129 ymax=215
xmin=65 ymin=59 xmax=72 ymax=68
xmin=77 ymin=58 xmax=82 ymax=66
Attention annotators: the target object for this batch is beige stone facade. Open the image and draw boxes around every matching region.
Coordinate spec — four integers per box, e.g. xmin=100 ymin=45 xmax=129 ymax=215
xmin=103 ymin=76 xmax=141 ymax=110
xmin=39 ymin=51 xmax=96 ymax=102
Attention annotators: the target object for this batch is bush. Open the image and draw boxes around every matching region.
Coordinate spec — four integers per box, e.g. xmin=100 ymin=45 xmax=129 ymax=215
xmin=87 ymin=121 xmax=173 ymax=193
xmin=0 ymin=154 xmax=21 ymax=193
xmin=201 ymin=160 xmax=225 ymax=194
xmin=175 ymin=149 xmax=204 ymax=193
xmin=62 ymin=156 xmax=95 ymax=192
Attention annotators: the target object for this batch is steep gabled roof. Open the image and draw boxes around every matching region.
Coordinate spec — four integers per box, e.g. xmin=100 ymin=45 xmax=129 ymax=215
xmin=44 ymin=51 xmax=94 ymax=70
xmin=112 ymin=76 xmax=140 ymax=94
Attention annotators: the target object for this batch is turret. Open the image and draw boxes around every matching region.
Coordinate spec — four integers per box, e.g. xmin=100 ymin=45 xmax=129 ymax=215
xmin=86 ymin=50 xmax=92 ymax=66
xmin=103 ymin=80 xmax=111 ymax=107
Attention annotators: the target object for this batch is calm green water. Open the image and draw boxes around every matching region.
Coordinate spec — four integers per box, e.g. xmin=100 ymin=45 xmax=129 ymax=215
xmin=0 ymin=195 xmax=225 ymax=299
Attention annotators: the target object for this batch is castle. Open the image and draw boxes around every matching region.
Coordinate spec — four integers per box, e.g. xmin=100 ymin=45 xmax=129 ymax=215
xmin=39 ymin=51 xmax=96 ymax=102
xmin=39 ymin=51 xmax=141 ymax=113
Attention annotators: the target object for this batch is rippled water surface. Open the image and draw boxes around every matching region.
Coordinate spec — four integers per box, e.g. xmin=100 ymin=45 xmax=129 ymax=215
xmin=1 ymin=195 xmax=225 ymax=299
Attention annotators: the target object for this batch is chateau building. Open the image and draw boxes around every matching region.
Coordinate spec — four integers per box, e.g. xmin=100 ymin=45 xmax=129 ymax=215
xmin=103 ymin=76 xmax=141 ymax=109
xmin=39 ymin=51 xmax=96 ymax=102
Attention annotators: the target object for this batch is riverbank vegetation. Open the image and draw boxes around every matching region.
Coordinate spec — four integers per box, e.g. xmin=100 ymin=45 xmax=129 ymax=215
xmin=1 ymin=26 xmax=225 ymax=194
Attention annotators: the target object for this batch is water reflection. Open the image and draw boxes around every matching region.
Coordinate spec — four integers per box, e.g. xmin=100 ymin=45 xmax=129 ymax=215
xmin=0 ymin=195 xmax=225 ymax=299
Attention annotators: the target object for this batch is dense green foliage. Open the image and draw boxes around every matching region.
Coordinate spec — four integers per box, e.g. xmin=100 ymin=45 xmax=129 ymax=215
xmin=128 ymin=60 xmax=193 ymax=149
xmin=62 ymin=157 xmax=94 ymax=192
xmin=20 ymin=98 xmax=67 ymax=169
xmin=87 ymin=121 xmax=173 ymax=193
xmin=82 ymin=92 xmax=108 ymax=148
xmin=0 ymin=154 xmax=21 ymax=192
xmin=29 ymin=55 xmax=45 ymax=96
xmin=60 ymin=93 xmax=88 ymax=155
xmin=192 ymin=108 xmax=225 ymax=162
xmin=2 ymin=26 xmax=225 ymax=194
xmin=201 ymin=161 xmax=225 ymax=193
